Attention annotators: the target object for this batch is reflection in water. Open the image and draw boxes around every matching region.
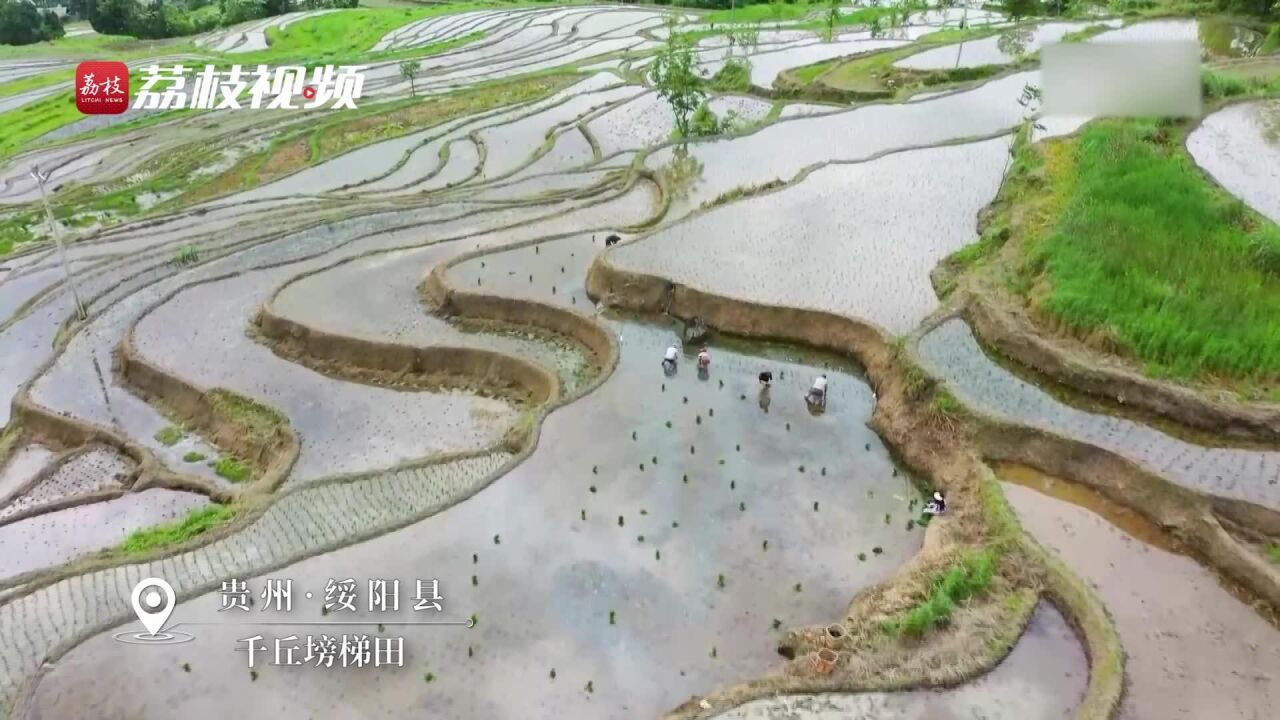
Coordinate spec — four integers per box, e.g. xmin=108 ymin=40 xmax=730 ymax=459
xmin=658 ymin=144 xmax=705 ymax=204
xmin=1259 ymin=100 xmax=1280 ymax=146
xmin=996 ymin=27 xmax=1034 ymax=58
xmin=1199 ymin=18 xmax=1263 ymax=58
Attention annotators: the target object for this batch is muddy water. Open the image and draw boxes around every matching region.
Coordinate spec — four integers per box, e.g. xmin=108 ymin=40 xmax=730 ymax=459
xmin=1002 ymin=471 xmax=1280 ymax=719
xmin=713 ymin=603 xmax=1085 ymax=719
xmin=0 ymin=489 xmax=207 ymax=582
xmin=26 ymin=315 xmax=923 ymax=720
xmin=917 ymin=319 xmax=1280 ymax=510
xmin=611 ymin=138 xmax=1009 ymax=333
xmin=1187 ymin=99 xmax=1280 ymax=225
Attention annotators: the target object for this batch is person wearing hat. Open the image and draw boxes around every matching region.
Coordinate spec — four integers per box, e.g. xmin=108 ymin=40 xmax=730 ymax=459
xmin=923 ymin=491 xmax=947 ymax=516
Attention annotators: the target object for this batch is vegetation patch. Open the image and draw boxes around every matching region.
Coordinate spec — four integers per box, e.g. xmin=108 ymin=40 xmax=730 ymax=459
xmin=212 ymin=456 xmax=251 ymax=482
xmin=0 ymin=213 xmax=36 ymax=258
xmin=882 ymin=548 xmax=999 ymax=637
xmin=154 ymin=425 xmax=184 ymax=446
xmin=1011 ymin=119 xmax=1280 ymax=383
xmin=182 ymin=451 xmax=206 ymax=463
xmin=710 ymin=58 xmax=752 ymax=92
xmin=207 ymin=389 xmax=287 ymax=447
xmin=118 ymin=504 xmax=236 ymax=556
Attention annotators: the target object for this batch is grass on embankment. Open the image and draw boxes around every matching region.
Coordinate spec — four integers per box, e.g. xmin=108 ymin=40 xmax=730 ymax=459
xmin=778 ymin=38 xmax=1012 ymax=100
xmin=117 ymin=504 xmax=236 ymax=556
xmin=245 ymin=7 xmax=489 ymax=67
xmin=0 ymin=31 xmax=189 ymax=61
xmin=882 ymin=548 xmax=999 ymax=637
xmin=983 ymin=110 xmax=1280 ymax=390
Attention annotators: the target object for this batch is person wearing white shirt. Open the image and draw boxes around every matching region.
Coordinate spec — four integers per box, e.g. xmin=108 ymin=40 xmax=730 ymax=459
xmin=806 ymin=374 xmax=828 ymax=408
xmin=662 ymin=345 xmax=679 ymax=373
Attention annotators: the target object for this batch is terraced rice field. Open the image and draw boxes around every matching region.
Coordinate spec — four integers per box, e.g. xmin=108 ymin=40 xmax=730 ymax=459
xmin=0 ymin=4 xmax=1277 ymax=720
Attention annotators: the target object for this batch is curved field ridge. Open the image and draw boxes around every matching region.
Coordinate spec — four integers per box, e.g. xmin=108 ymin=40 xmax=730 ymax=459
xmin=712 ymin=603 xmax=1086 ymax=720
xmin=916 ymin=319 xmax=1280 ymax=512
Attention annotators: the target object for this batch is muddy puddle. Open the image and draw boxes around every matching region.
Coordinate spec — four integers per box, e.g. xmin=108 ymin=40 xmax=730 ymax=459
xmin=1002 ymin=467 xmax=1280 ymax=719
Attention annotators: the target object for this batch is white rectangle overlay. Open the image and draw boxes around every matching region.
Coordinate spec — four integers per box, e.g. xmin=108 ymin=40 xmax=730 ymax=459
xmin=1041 ymin=40 xmax=1201 ymax=118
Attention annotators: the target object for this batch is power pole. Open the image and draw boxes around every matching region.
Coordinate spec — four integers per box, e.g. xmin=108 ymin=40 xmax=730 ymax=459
xmin=30 ymin=165 xmax=87 ymax=320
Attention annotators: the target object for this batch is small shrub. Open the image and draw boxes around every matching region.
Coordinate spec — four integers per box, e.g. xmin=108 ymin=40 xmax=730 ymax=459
xmin=883 ymin=548 xmax=1000 ymax=637
xmin=1201 ymin=70 xmax=1248 ymax=99
xmin=710 ymin=58 xmax=751 ymax=92
xmin=173 ymin=245 xmax=199 ymax=266
xmin=930 ymin=388 xmax=963 ymax=418
xmin=689 ymin=102 xmax=722 ymax=137
xmin=154 ymin=426 xmax=183 ymax=446
xmin=212 ymin=456 xmax=250 ymax=482
xmin=1248 ymin=229 xmax=1280 ymax=278
xmin=182 ymin=451 xmax=206 ymax=463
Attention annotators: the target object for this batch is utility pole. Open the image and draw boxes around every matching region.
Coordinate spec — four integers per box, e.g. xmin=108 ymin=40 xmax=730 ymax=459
xmin=30 ymin=164 xmax=87 ymax=320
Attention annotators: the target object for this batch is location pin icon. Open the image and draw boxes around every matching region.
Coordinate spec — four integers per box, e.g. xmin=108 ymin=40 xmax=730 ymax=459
xmin=131 ymin=577 xmax=176 ymax=637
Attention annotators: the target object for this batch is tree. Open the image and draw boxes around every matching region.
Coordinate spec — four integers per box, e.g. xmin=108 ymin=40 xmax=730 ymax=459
xmin=130 ymin=0 xmax=171 ymax=39
xmin=40 ymin=7 xmax=62 ymax=38
xmin=88 ymin=0 xmax=136 ymax=35
xmin=400 ymin=60 xmax=421 ymax=97
xmin=1007 ymin=82 xmax=1044 ymax=173
xmin=825 ymin=0 xmax=840 ymax=42
xmin=0 ymin=0 xmax=62 ymax=45
xmin=1000 ymin=0 xmax=1041 ymax=22
xmin=649 ymin=20 xmax=706 ymax=139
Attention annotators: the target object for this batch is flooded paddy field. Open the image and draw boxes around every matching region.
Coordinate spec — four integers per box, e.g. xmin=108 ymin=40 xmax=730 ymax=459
xmin=1002 ymin=467 xmax=1280 ymax=719
xmin=1 ymin=4 xmax=1277 ymax=719
xmin=24 ymin=318 xmax=926 ymax=720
